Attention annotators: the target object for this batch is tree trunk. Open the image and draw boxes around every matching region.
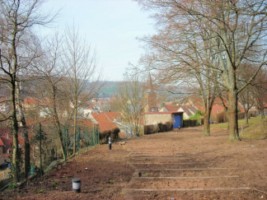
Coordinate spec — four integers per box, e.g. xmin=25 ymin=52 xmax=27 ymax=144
xmin=39 ymin=136 xmax=42 ymax=174
xmin=260 ymin=107 xmax=265 ymax=119
xmin=73 ymin=88 xmax=79 ymax=154
xmin=16 ymin=82 xmax=30 ymax=179
xmin=202 ymin=91 xmax=213 ymax=136
xmin=11 ymin=80 xmax=20 ymax=182
xmin=235 ymin=95 xmax=240 ymax=139
xmin=244 ymin=110 xmax=249 ymax=125
xmin=228 ymin=90 xmax=240 ymax=141
xmin=135 ymin=123 xmax=140 ymax=137
xmin=24 ymin=139 xmax=30 ymax=178
xmin=20 ymin=119 xmax=30 ymax=179
xmin=56 ymin=121 xmax=66 ymax=161
xmin=203 ymin=111 xmax=211 ymax=136
xmin=12 ymin=124 xmax=20 ymax=182
xmin=52 ymin=86 xmax=66 ymax=161
xmin=73 ymin=105 xmax=77 ymax=154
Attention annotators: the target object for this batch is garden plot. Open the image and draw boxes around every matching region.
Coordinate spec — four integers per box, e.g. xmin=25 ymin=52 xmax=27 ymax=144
xmin=125 ymin=154 xmax=251 ymax=200
xmin=124 ymin=140 xmax=254 ymax=199
xmin=129 ymin=175 xmax=244 ymax=189
xmin=124 ymin=189 xmax=262 ymax=200
xmin=133 ymin=168 xmax=240 ymax=178
xmin=128 ymin=155 xmax=195 ymax=164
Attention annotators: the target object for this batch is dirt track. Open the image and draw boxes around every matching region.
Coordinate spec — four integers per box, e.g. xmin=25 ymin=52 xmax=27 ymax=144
xmin=2 ymin=127 xmax=267 ymax=200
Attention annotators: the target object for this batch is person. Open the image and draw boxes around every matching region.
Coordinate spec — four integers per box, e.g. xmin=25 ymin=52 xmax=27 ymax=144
xmin=108 ymin=136 xmax=112 ymax=150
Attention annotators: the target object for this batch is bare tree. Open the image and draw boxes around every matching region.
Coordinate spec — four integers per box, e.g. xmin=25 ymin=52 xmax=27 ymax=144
xmin=136 ymin=0 xmax=267 ymax=140
xmin=116 ymin=70 xmax=145 ymax=137
xmin=252 ymin=68 xmax=267 ymax=119
xmin=62 ymin=25 xmax=101 ymax=154
xmin=138 ymin=9 xmax=221 ymax=136
xmin=0 ymin=0 xmax=53 ymax=182
xmin=33 ymin=34 xmax=69 ymax=161
xmin=238 ymin=64 xmax=261 ymax=125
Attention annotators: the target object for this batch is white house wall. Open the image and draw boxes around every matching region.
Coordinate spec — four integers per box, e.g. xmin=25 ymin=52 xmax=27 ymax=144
xmin=144 ymin=113 xmax=172 ymax=126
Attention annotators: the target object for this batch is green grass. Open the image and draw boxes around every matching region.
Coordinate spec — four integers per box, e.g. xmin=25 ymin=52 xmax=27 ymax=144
xmin=240 ymin=117 xmax=267 ymax=139
xmin=211 ymin=116 xmax=267 ymax=140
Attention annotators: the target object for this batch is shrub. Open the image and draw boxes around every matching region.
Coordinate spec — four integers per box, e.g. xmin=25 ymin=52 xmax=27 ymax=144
xmin=183 ymin=119 xmax=198 ymax=127
xmin=144 ymin=124 xmax=158 ymax=135
xmin=189 ymin=111 xmax=203 ymax=125
xmin=144 ymin=122 xmax=173 ymax=134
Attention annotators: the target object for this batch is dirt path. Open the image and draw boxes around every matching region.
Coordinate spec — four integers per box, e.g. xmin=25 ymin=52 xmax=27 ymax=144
xmin=123 ymin=128 xmax=267 ymax=199
xmin=2 ymin=127 xmax=267 ymax=200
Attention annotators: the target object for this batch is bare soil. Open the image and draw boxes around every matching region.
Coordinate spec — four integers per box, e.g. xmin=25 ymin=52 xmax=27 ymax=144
xmin=2 ymin=127 xmax=267 ymax=200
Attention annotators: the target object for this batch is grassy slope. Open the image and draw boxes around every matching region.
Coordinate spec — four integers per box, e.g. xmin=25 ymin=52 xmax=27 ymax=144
xmin=211 ymin=116 xmax=267 ymax=140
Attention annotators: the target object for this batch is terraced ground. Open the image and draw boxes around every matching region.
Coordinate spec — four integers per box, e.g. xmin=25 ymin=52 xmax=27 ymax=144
xmin=2 ymin=127 xmax=267 ymax=200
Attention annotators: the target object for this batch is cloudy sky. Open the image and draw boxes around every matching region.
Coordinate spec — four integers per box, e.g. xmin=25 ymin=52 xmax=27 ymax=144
xmin=40 ymin=0 xmax=155 ymax=81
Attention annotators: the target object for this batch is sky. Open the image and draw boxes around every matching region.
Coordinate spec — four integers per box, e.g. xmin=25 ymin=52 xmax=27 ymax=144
xmin=40 ymin=0 xmax=155 ymax=81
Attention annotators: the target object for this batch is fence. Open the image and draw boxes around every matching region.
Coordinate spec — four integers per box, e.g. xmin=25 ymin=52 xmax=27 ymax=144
xmin=30 ymin=124 xmax=99 ymax=174
xmin=61 ymin=125 xmax=99 ymax=155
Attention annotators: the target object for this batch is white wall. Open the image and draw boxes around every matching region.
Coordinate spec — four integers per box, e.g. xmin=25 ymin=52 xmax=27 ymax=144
xmin=144 ymin=113 xmax=172 ymax=125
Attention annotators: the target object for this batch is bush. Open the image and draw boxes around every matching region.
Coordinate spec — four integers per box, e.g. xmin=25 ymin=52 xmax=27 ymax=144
xmin=112 ymin=128 xmax=120 ymax=140
xmin=144 ymin=124 xmax=158 ymax=135
xmin=158 ymin=122 xmax=173 ymax=132
xmin=144 ymin=122 xmax=173 ymax=134
xmin=183 ymin=119 xmax=198 ymax=127
xmin=158 ymin=123 xmax=165 ymax=132
xmin=166 ymin=122 xmax=173 ymax=130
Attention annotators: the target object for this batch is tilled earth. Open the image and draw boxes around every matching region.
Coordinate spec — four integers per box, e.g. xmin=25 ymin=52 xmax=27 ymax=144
xmin=2 ymin=127 xmax=267 ymax=200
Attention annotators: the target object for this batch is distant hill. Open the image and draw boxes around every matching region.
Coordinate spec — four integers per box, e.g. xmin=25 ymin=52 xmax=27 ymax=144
xmin=0 ymin=75 xmax=124 ymax=99
xmin=97 ymin=81 xmax=122 ymax=98
xmin=96 ymin=81 xmax=184 ymax=100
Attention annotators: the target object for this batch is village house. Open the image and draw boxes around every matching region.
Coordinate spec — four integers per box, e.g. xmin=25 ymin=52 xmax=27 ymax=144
xmin=159 ymin=102 xmax=199 ymax=120
xmin=0 ymin=128 xmax=24 ymax=166
xmin=142 ymin=75 xmax=184 ymax=132
xmin=83 ymin=98 xmax=112 ymax=117
xmin=159 ymin=104 xmax=179 ymax=113
xmin=90 ymin=112 xmax=121 ymax=143
xmin=0 ymin=96 xmax=10 ymax=114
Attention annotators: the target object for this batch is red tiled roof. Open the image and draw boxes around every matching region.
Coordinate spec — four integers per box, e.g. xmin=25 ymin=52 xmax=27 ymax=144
xmin=0 ymin=136 xmax=11 ymax=152
xmin=188 ymin=96 xmax=248 ymax=118
xmin=24 ymin=97 xmax=39 ymax=105
xmin=211 ymin=104 xmax=225 ymax=115
xmin=145 ymin=111 xmax=180 ymax=115
xmin=164 ymin=104 xmax=179 ymax=112
xmin=0 ymin=138 xmax=4 ymax=146
xmin=188 ymin=96 xmax=205 ymax=112
xmin=91 ymin=112 xmax=120 ymax=133
xmin=178 ymin=106 xmax=190 ymax=116
xmin=0 ymin=128 xmax=24 ymax=150
xmin=24 ymin=97 xmax=53 ymax=107
xmin=26 ymin=117 xmax=55 ymax=126
xmin=77 ymin=119 xmax=95 ymax=128
xmin=18 ymin=135 xmax=24 ymax=146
